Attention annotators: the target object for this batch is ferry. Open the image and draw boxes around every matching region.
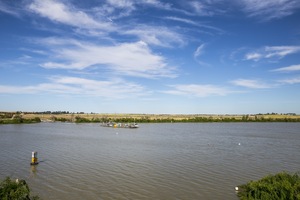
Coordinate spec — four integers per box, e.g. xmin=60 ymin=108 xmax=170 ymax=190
xmin=101 ymin=122 xmax=139 ymax=128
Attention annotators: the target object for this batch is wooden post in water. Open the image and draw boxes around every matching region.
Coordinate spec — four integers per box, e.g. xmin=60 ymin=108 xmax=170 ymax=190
xmin=30 ymin=151 xmax=38 ymax=165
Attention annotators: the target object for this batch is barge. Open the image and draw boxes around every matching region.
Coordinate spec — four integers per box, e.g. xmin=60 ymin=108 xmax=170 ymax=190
xmin=101 ymin=122 xmax=139 ymax=128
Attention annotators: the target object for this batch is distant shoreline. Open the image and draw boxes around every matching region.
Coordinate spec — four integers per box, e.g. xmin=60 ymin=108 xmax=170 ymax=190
xmin=1 ymin=112 xmax=300 ymax=124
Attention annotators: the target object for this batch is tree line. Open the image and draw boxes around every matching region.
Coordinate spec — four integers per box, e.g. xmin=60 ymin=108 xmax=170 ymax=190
xmin=72 ymin=116 xmax=300 ymax=123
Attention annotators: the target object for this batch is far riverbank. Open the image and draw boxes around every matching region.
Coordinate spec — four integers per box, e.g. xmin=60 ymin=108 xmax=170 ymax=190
xmin=1 ymin=112 xmax=300 ymax=124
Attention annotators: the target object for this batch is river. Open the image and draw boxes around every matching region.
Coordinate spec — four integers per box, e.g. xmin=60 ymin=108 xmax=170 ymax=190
xmin=0 ymin=123 xmax=299 ymax=199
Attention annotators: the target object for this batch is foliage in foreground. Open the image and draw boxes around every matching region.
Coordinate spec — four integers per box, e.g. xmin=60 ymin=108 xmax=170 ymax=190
xmin=237 ymin=172 xmax=300 ymax=200
xmin=0 ymin=177 xmax=39 ymax=200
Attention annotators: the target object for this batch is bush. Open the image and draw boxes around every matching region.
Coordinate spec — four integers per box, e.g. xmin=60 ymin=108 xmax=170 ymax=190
xmin=0 ymin=177 xmax=39 ymax=200
xmin=237 ymin=172 xmax=300 ymax=200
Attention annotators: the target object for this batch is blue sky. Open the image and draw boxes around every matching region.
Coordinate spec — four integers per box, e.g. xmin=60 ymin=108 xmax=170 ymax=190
xmin=1 ymin=0 xmax=300 ymax=114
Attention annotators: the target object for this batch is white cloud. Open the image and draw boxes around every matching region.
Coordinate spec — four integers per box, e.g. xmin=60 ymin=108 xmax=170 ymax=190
xmin=165 ymin=16 xmax=197 ymax=25
xmin=139 ymin=0 xmax=172 ymax=9
xmin=0 ymin=76 xmax=147 ymax=99
xmin=99 ymin=0 xmax=136 ymax=19
xmin=28 ymin=0 xmax=186 ymax=48
xmin=245 ymin=52 xmax=262 ymax=61
xmin=279 ymin=77 xmax=300 ymax=84
xmin=107 ymin=0 xmax=135 ymax=9
xmin=231 ymin=79 xmax=272 ymax=89
xmin=164 ymin=16 xmax=224 ymax=34
xmin=273 ymin=64 xmax=300 ymax=72
xmin=0 ymin=1 xmax=20 ymax=17
xmin=245 ymin=46 xmax=300 ymax=61
xmin=0 ymin=85 xmax=34 ymax=94
xmin=38 ymin=38 xmax=177 ymax=78
xmin=177 ymin=0 xmax=228 ymax=17
xmin=194 ymin=44 xmax=205 ymax=58
xmin=189 ymin=1 xmax=205 ymax=13
xmin=265 ymin=46 xmax=300 ymax=58
xmin=28 ymin=0 xmax=114 ymax=31
xmin=240 ymin=0 xmax=300 ymax=20
xmin=123 ymin=26 xmax=185 ymax=47
xmin=164 ymin=84 xmax=232 ymax=97
xmin=93 ymin=0 xmax=171 ymax=20
xmin=106 ymin=0 xmax=172 ymax=11
xmin=26 ymin=0 xmax=193 ymax=48
xmin=186 ymin=1 xmax=216 ymax=16
xmin=193 ymin=44 xmax=210 ymax=66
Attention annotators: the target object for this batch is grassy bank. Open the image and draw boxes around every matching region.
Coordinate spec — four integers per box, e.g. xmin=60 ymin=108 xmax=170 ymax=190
xmin=0 ymin=112 xmax=41 ymax=124
xmin=1 ymin=112 xmax=299 ymax=123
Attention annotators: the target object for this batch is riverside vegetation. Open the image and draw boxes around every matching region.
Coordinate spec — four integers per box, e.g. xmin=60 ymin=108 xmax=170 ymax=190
xmin=1 ymin=112 xmax=300 ymax=124
xmin=236 ymin=172 xmax=300 ymax=200
xmin=0 ymin=177 xmax=39 ymax=200
xmin=1 ymin=173 xmax=299 ymax=200
xmin=0 ymin=112 xmax=41 ymax=124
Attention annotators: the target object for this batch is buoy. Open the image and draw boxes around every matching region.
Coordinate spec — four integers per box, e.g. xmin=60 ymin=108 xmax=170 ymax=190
xmin=235 ymin=186 xmax=239 ymax=191
xmin=30 ymin=151 xmax=39 ymax=165
xmin=238 ymin=143 xmax=241 ymax=146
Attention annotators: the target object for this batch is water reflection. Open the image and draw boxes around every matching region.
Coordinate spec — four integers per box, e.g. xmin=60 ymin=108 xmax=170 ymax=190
xmin=30 ymin=165 xmax=37 ymax=177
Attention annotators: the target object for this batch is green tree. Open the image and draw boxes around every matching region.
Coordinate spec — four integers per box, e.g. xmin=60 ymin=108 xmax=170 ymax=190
xmin=237 ymin=172 xmax=300 ymax=200
xmin=0 ymin=177 xmax=39 ymax=200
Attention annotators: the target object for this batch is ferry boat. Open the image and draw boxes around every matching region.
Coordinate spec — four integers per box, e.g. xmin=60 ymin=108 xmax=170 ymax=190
xmin=129 ymin=123 xmax=139 ymax=128
xmin=101 ymin=122 xmax=139 ymax=128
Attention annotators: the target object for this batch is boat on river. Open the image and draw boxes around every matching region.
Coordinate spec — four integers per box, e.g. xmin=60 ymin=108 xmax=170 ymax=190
xmin=101 ymin=122 xmax=139 ymax=128
xmin=129 ymin=123 xmax=139 ymax=128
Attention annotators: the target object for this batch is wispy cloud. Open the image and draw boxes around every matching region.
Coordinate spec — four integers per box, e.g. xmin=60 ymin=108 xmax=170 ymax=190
xmin=163 ymin=84 xmax=233 ymax=97
xmin=0 ymin=76 xmax=147 ymax=99
xmin=36 ymin=38 xmax=177 ymax=79
xmin=27 ymin=0 xmax=186 ymax=47
xmin=185 ymin=1 xmax=223 ymax=16
xmin=193 ymin=44 xmax=210 ymax=66
xmin=231 ymin=79 xmax=272 ymax=89
xmin=245 ymin=46 xmax=300 ymax=61
xmin=28 ymin=0 xmax=115 ymax=31
xmin=123 ymin=25 xmax=185 ymax=47
xmin=106 ymin=0 xmax=135 ymax=9
xmin=165 ymin=16 xmax=199 ymax=26
xmin=272 ymin=64 xmax=300 ymax=72
xmin=24 ymin=1 xmax=182 ymax=79
xmin=0 ymin=1 xmax=21 ymax=17
xmin=93 ymin=0 xmax=136 ymax=20
xmin=188 ymin=1 xmax=208 ymax=15
xmin=240 ymin=0 xmax=300 ymax=21
xmin=194 ymin=44 xmax=205 ymax=58
xmin=139 ymin=0 xmax=172 ymax=10
xmin=164 ymin=16 xmax=224 ymax=34
xmin=278 ymin=77 xmax=300 ymax=84
xmin=265 ymin=46 xmax=300 ymax=58
xmin=93 ymin=0 xmax=172 ymax=20
xmin=244 ymin=52 xmax=262 ymax=61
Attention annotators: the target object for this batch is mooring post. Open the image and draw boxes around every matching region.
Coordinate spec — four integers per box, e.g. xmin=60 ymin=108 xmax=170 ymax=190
xmin=31 ymin=151 xmax=38 ymax=165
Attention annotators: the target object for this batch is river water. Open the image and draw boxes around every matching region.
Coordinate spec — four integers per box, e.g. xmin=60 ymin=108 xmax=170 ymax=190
xmin=0 ymin=123 xmax=299 ymax=199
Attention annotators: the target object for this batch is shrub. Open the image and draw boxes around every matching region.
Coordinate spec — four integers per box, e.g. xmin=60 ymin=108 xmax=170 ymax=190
xmin=0 ymin=177 xmax=39 ymax=200
xmin=237 ymin=172 xmax=300 ymax=200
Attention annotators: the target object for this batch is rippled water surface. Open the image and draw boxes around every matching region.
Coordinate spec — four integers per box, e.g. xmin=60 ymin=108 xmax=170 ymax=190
xmin=0 ymin=123 xmax=300 ymax=199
